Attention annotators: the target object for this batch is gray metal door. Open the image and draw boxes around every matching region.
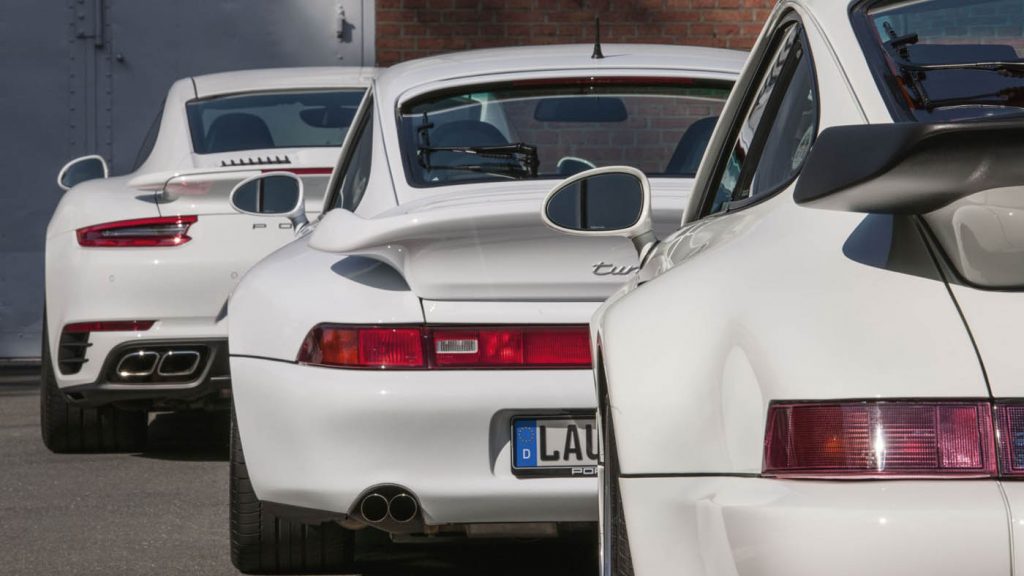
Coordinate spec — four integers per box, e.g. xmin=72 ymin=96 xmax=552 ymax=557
xmin=0 ymin=0 xmax=374 ymax=362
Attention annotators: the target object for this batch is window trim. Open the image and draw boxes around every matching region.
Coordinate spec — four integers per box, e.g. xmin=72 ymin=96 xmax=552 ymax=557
xmin=323 ymin=89 xmax=375 ymax=212
xmin=695 ymin=14 xmax=821 ymax=220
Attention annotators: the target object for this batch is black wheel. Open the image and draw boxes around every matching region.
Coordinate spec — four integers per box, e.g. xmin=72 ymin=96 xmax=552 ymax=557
xmin=230 ymin=409 xmax=354 ymax=574
xmin=605 ymin=411 xmax=635 ymax=576
xmin=39 ymin=317 xmax=148 ymax=453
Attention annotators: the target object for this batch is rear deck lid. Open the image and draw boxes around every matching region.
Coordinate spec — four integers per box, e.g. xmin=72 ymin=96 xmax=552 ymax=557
xmin=310 ymin=181 xmax=687 ymax=301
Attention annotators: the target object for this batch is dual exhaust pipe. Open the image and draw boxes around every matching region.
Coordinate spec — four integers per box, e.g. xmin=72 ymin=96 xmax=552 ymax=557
xmin=359 ymin=492 xmax=419 ymax=524
xmin=115 ymin=349 xmax=202 ymax=380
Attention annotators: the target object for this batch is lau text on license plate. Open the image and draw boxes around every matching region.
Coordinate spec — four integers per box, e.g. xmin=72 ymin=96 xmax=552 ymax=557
xmin=512 ymin=416 xmax=598 ymax=477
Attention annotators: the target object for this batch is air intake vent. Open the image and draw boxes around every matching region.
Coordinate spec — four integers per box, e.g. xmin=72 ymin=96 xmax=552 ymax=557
xmin=220 ymin=155 xmax=291 ymax=167
xmin=57 ymin=332 xmax=91 ymax=375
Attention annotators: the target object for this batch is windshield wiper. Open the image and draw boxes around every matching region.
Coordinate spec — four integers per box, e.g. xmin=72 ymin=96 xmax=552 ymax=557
xmin=896 ymin=59 xmax=1024 ymax=110
xmin=417 ymin=143 xmax=540 ymax=179
xmin=899 ymin=60 xmax=1024 ymax=77
xmin=881 ymin=22 xmax=1024 ymax=110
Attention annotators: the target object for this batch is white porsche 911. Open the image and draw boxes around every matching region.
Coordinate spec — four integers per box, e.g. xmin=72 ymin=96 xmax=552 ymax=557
xmin=225 ymin=45 xmax=744 ymax=572
xmin=42 ymin=67 xmax=372 ymax=453
xmin=541 ymin=1 xmax=1024 ymax=575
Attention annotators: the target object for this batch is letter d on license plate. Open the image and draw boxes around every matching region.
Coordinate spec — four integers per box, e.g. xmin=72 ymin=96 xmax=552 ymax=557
xmin=512 ymin=416 xmax=598 ymax=477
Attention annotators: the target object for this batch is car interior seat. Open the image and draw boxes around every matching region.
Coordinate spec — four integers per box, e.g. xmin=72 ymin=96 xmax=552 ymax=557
xmin=205 ymin=113 xmax=275 ymax=153
xmin=665 ymin=116 xmax=719 ymax=176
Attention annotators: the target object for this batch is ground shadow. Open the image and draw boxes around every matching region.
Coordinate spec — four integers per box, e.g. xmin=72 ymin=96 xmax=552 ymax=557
xmin=351 ymin=529 xmax=599 ymax=576
xmin=134 ymin=410 xmax=230 ymax=462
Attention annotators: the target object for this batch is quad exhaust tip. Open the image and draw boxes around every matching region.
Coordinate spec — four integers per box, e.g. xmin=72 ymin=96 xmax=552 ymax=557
xmin=157 ymin=350 xmax=201 ymax=377
xmin=388 ymin=493 xmax=418 ymax=523
xmin=115 ymin=349 xmax=203 ymax=380
xmin=359 ymin=491 xmax=420 ymax=524
xmin=360 ymin=493 xmax=389 ymax=523
xmin=116 ymin=350 xmax=160 ymax=378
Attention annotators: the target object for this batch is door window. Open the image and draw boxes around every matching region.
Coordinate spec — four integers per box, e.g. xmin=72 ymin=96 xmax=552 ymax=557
xmin=326 ymin=96 xmax=374 ymax=212
xmin=703 ymin=23 xmax=818 ymax=216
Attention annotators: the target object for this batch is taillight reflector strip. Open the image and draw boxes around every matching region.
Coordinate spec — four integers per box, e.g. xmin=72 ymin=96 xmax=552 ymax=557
xmin=996 ymin=405 xmax=1024 ymax=476
xmin=297 ymin=325 xmax=592 ymax=369
xmin=764 ymin=401 xmax=996 ymax=478
xmin=63 ymin=320 xmax=155 ymax=334
xmin=77 ymin=215 xmax=197 ymax=247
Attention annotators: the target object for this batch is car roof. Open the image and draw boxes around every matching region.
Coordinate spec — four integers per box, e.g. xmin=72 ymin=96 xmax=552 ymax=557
xmin=375 ymin=44 xmax=748 ymax=105
xmin=191 ymin=66 xmax=376 ymax=99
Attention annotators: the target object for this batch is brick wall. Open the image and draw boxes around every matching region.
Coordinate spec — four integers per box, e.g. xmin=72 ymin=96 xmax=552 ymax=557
xmin=376 ymin=0 xmax=774 ymax=66
xmin=505 ymin=95 xmax=727 ymax=174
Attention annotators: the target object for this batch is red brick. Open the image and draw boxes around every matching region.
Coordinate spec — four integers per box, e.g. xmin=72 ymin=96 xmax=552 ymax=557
xmin=377 ymin=4 xmax=771 ymax=65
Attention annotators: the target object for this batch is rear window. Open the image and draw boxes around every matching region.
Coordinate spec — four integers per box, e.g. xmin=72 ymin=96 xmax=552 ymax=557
xmin=398 ymin=78 xmax=732 ymax=187
xmin=187 ymin=89 xmax=366 ymax=154
xmin=857 ymin=0 xmax=1024 ymax=122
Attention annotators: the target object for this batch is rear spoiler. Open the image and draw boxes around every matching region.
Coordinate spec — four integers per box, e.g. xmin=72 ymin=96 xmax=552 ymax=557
xmin=308 ymin=199 xmax=545 ymax=269
xmin=128 ymin=166 xmax=332 ymax=201
xmin=128 ymin=168 xmax=263 ymax=201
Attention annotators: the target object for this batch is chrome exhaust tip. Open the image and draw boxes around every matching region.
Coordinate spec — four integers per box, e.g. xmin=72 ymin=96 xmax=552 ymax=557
xmin=116 ymin=350 xmax=159 ymax=378
xmin=387 ymin=493 xmax=418 ymax=523
xmin=157 ymin=350 xmax=201 ymax=377
xmin=360 ymin=493 xmax=389 ymax=523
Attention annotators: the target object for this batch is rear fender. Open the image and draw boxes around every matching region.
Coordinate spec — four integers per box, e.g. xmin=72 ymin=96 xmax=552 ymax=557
xmin=227 ymin=238 xmax=425 ymax=362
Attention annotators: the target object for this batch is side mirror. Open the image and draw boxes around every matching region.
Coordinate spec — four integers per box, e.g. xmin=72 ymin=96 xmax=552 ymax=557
xmin=229 ymin=172 xmax=308 ymax=234
xmin=541 ymin=166 xmax=655 ymax=257
xmin=795 ymin=121 xmax=1024 ymax=214
xmin=57 ymin=155 xmax=108 ymax=191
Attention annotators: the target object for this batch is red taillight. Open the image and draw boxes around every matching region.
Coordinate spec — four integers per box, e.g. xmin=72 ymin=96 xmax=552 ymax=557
xmin=298 ymin=326 xmax=425 ymax=369
xmin=297 ymin=325 xmax=592 ymax=369
xmin=522 ymin=327 xmax=591 ymax=366
xmin=432 ymin=327 xmax=590 ymax=368
xmin=358 ymin=328 xmax=425 ymax=367
xmin=77 ymin=216 xmax=197 ymax=247
xmin=764 ymin=401 xmax=996 ymax=479
xmin=263 ymin=168 xmax=333 ymax=175
xmin=63 ymin=320 xmax=155 ymax=333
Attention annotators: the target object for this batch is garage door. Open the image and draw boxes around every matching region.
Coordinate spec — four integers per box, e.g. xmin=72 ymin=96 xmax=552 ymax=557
xmin=0 ymin=0 xmax=374 ymax=361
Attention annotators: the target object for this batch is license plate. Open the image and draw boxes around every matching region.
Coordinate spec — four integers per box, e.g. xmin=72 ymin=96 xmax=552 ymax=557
xmin=512 ymin=416 xmax=598 ymax=477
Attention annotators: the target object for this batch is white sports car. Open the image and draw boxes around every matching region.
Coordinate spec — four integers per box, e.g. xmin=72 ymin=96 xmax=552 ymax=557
xmin=542 ymin=1 xmax=1024 ymax=575
xmin=42 ymin=67 xmax=372 ymax=453
xmin=226 ymin=45 xmax=744 ymax=572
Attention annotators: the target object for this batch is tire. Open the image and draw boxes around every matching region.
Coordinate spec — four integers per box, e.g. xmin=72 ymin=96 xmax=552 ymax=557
xmin=605 ymin=413 xmax=635 ymax=576
xmin=230 ymin=410 xmax=353 ymax=574
xmin=39 ymin=317 xmax=148 ymax=453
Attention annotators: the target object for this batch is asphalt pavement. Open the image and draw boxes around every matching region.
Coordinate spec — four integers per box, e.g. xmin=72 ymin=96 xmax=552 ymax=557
xmin=0 ymin=379 xmax=597 ymax=575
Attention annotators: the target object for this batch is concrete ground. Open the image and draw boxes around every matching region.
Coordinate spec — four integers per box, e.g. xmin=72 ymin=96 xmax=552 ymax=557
xmin=0 ymin=379 xmax=597 ymax=575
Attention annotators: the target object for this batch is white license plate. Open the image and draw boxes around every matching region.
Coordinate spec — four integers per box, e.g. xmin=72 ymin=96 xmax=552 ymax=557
xmin=512 ymin=416 xmax=598 ymax=477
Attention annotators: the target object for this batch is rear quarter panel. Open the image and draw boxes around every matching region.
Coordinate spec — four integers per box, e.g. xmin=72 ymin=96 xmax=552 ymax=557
xmin=599 ymin=193 xmax=987 ymax=476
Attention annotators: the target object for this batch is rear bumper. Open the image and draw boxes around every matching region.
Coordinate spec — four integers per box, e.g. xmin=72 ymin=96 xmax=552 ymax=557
xmin=617 ymin=476 xmax=1011 ymax=575
xmin=60 ymin=338 xmax=230 ymax=409
xmin=231 ymin=356 xmax=598 ymax=526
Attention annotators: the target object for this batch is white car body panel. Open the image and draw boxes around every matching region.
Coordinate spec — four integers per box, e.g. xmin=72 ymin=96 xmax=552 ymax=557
xmin=582 ymin=1 xmax=1024 ymax=574
xmin=45 ymin=67 xmax=372 ymax=407
xmin=620 ymin=477 xmax=1010 ymax=576
xmin=604 ymin=195 xmax=985 ymax=475
xmin=950 ymin=286 xmax=1024 ymax=398
xmin=229 ymin=45 xmax=746 ymax=529
xmin=232 ymin=357 xmax=598 ymax=523
xmin=422 ymin=301 xmax=601 ymax=325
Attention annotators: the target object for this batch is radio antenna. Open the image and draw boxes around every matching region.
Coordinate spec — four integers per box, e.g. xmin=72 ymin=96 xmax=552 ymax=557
xmin=591 ymin=17 xmax=604 ymax=59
